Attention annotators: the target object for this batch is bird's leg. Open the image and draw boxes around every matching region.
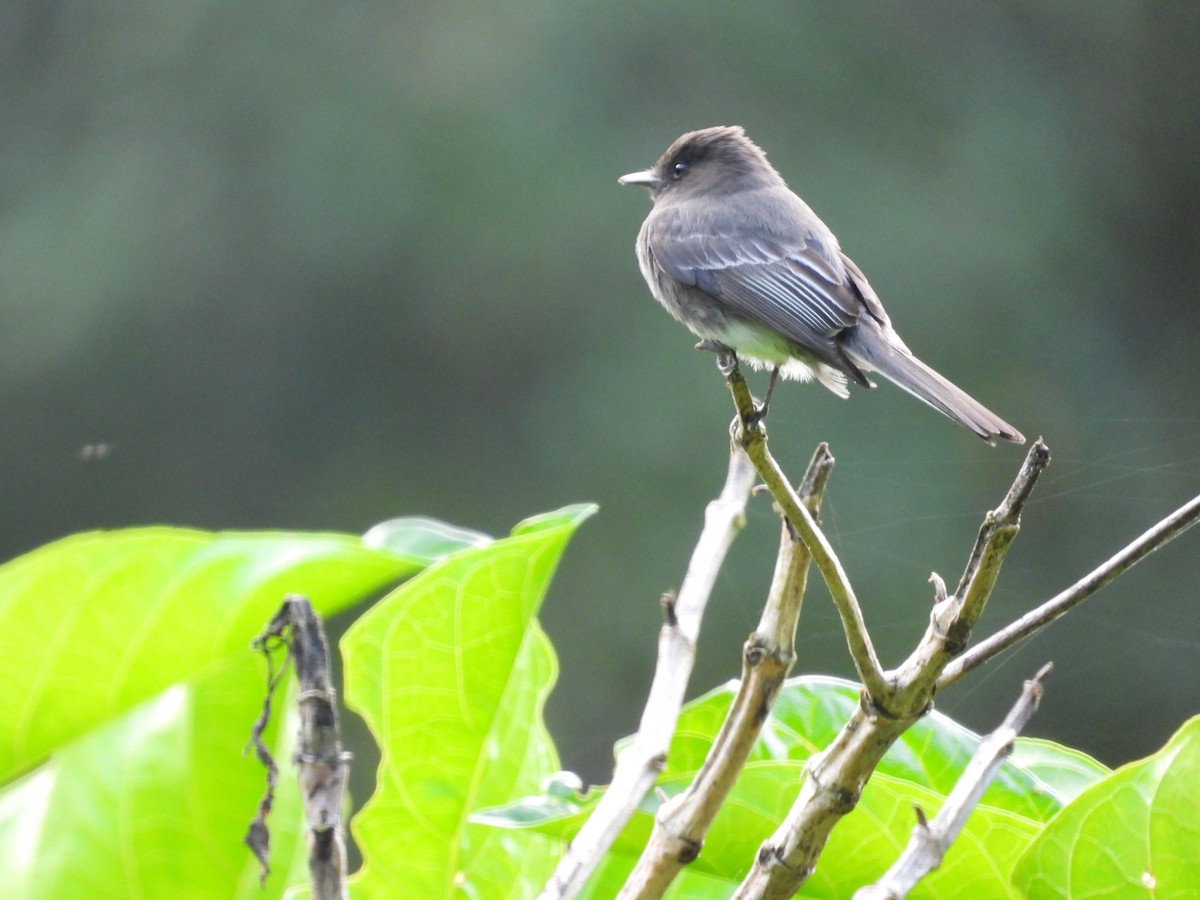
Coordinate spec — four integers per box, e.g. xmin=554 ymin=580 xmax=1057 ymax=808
xmin=695 ymin=339 xmax=739 ymax=377
xmin=697 ymin=340 xmax=778 ymax=428
xmin=757 ymin=366 xmax=781 ymax=420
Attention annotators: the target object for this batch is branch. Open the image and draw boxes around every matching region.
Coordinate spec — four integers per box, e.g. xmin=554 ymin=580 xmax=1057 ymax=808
xmin=940 ymin=491 xmax=1200 ymax=686
xmin=952 ymin=441 xmax=1051 ymax=628
xmin=539 ymin=446 xmax=757 ymax=899
xmin=892 ymin=440 xmax=1050 ymax=701
xmin=733 ymin=439 xmax=1049 ymax=899
xmin=246 ymin=595 xmax=350 ymax=900
xmin=855 ymin=663 xmax=1052 ymax=900
xmin=719 ymin=355 xmax=888 ymax=698
xmin=618 ymin=444 xmax=836 ymax=898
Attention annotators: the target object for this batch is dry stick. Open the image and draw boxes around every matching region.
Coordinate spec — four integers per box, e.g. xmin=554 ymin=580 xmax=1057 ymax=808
xmin=952 ymin=441 xmax=1051 ymax=627
xmin=729 ymin=424 xmax=1049 ymax=896
xmin=940 ymin=491 xmax=1200 ymax=687
xmin=247 ymin=595 xmax=351 ymax=900
xmin=887 ymin=441 xmax=1051 ymax=703
xmin=618 ymin=444 xmax=836 ymax=899
xmin=538 ymin=447 xmax=758 ymax=900
xmin=855 ymin=663 xmax=1053 ymax=900
xmin=718 ymin=354 xmax=888 ymax=699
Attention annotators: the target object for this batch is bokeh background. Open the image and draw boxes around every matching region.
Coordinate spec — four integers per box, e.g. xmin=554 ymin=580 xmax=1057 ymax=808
xmin=4 ymin=1 xmax=1199 ymax=793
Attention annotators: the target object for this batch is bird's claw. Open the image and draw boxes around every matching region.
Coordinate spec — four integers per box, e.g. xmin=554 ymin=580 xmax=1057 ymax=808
xmin=695 ymin=340 xmax=739 ymax=377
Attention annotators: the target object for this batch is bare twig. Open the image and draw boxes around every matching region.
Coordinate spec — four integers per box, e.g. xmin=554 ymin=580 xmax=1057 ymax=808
xmin=889 ymin=440 xmax=1051 ymax=705
xmin=246 ymin=595 xmax=350 ymax=900
xmin=619 ymin=444 xmax=836 ymax=898
xmin=539 ymin=447 xmax=757 ymax=899
xmin=855 ymin=663 xmax=1053 ymax=899
xmin=940 ymin=492 xmax=1200 ymax=686
xmin=720 ymin=355 xmax=888 ymax=699
xmin=952 ymin=441 xmax=1052 ymax=628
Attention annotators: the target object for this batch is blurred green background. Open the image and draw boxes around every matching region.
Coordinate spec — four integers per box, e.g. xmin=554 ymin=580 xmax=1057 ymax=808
xmin=4 ymin=1 xmax=1199 ymax=789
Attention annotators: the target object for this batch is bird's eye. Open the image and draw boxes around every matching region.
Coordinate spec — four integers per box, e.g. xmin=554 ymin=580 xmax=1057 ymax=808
xmin=671 ymin=161 xmax=689 ymax=180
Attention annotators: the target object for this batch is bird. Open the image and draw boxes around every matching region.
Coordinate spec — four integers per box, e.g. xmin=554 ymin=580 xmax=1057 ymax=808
xmin=618 ymin=125 xmax=1024 ymax=444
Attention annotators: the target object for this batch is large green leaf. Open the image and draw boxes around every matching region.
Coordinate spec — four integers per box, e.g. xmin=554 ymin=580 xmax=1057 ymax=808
xmin=362 ymin=516 xmax=493 ymax=560
xmin=0 ymin=527 xmax=427 ymax=784
xmin=0 ymin=656 xmax=307 ymax=899
xmin=700 ymin=762 xmax=1042 ymax=897
xmin=1007 ymin=737 xmax=1111 ymax=806
xmin=1013 ymin=715 xmax=1200 ymax=898
xmin=482 ymin=676 xmax=1103 ymax=896
xmin=661 ymin=676 xmax=1092 ymax=819
xmin=0 ymin=518 xmax=496 ymax=897
xmin=487 ymin=760 xmax=1042 ymax=897
xmin=343 ymin=504 xmax=595 ymax=898
xmin=805 ymin=768 xmax=1042 ymax=898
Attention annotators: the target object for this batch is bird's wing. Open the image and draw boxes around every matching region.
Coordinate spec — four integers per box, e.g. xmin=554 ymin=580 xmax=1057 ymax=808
xmin=648 ymin=193 xmax=866 ymax=369
xmin=838 ymin=250 xmax=893 ymax=334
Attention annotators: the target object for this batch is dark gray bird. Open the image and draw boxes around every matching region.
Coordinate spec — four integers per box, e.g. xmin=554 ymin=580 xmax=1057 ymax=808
xmin=619 ymin=125 xmax=1024 ymax=444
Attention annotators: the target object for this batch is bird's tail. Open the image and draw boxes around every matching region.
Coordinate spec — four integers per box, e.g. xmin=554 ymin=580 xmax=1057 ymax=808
xmin=843 ymin=324 xmax=1024 ymax=445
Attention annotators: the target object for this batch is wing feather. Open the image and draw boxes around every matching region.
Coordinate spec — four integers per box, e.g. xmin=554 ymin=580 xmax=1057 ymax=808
xmin=646 ymin=189 xmax=866 ymax=373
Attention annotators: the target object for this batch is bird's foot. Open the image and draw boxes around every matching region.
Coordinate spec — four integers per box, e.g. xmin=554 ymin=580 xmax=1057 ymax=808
xmin=695 ymin=339 xmax=739 ymax=377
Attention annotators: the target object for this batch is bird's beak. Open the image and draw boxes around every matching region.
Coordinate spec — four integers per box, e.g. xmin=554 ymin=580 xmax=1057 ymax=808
xmin=618 ymin=169 xmax=662 ymax=188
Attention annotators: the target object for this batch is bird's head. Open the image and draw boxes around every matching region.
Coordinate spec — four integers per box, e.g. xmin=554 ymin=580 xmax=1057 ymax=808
xmin=618 ymin=125 xmax=783 ymax=201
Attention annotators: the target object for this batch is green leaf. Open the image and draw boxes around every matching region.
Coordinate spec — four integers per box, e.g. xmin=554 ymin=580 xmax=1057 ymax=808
xmin=471 ymin=772 xmax=598 ymax=828
xmin=1007 ymin=737 xmax=1110 ymax=805
xmin=343 ymin=503 xmax=596 ymax=897
xmin=486 ymin=676 xmax=1075 ymax=895
xmin=484 ymin=760 xmax=1042 ymax=897
xmin=1013 ymin=715 xmax=1200 ymax=898
xmin=683 ymin=761 xmax=1042 ymax=896
xmin=363 ymin=516 xmax=493 ymax=562
xmin=0 ymin=527 xmax=420 ymax=784
xmin=0 ymin=656 xmax=307 ymax=899
xmin=810 ymin=768 xmax=1041 ymax=898
xmin=657 ymin=676 xmax=1067 ymax=821
xmin=474 ymin=780 xmax=653 ymax=852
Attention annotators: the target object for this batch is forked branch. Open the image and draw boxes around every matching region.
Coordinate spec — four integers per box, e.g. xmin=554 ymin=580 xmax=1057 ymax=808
xmin=855 ymin=663 xmax=1053 ymax=899
xmin=618 ymin=444 xmax=836 ymax=898
xmin=720 ymin=357 xmax=1048 ymax=898
xmin=940 ymin=492 xmax=1200 ymax=686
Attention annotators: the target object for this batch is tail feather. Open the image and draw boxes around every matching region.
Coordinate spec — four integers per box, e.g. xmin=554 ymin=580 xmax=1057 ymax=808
xmin=843 ymin=326 xmax=1024 ymax=445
